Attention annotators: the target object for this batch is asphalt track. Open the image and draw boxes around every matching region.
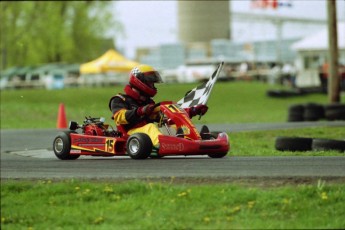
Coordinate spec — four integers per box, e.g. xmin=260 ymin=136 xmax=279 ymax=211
xmin=1 ymin=122 xmax=345 ymax=181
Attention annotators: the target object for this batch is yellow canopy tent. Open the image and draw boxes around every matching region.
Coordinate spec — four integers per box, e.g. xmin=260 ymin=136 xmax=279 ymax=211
xmin=80 ymin=49 xmax=140 ymax=74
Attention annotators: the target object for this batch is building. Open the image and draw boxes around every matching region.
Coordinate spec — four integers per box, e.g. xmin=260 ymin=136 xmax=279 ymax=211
xmin=291 ymin=22 xmax=345 ymax=87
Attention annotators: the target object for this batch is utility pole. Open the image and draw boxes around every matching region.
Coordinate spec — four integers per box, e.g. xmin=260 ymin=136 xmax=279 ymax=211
xmin=327 ymin=0 xmax=340 ymax=103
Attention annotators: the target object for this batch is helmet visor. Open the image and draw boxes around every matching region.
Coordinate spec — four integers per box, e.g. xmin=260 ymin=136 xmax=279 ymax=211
xmin=142 ymin=71 xmax=163 ymax=83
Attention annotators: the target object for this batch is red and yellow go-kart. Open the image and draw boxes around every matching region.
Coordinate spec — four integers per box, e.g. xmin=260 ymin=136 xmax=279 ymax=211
xmin=53 ymin=101 xmax=230 ymax=160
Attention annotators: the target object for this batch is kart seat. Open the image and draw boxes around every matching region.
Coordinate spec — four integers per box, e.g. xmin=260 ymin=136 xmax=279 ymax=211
xmin=175 ymin=127 xmax=185 ymax=138
xmin=200 ymin=125 xmax=211 ymax=140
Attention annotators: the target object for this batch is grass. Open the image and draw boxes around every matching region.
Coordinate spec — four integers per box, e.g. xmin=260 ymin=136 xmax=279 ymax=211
xmin=1 ymin=180 xmax=345 ymax=229
xmin=1 ymin=81 xmax=343 ymax=129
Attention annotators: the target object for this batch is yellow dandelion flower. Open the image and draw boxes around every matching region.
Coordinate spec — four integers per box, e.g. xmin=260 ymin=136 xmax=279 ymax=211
xmin=103 ymin=186 xmax=113 ymax=193
xmin=178 ymin=192 xmax=187 ymax=197
xmin=231 ymin=206 xmax=241 ymax=213
xmin=93 ymin=216 xmax=104 ymax=224
xmin=82 ymin=189 xmax=91 ymax=195
xmin=282 ymin=198 xmax=291 ymax=204
xmin=112 ymin=195 xmax=121 ymax=201
xmin=203 ymin=217 xmax=211 ymax=223
xmin=226 ymin=216 xmax=233 ymax=222
xmin=247 ymin=201 xmax=255 ymax=209
xmin=321 ymin=192 xmax=328 ymax=200
xmin=148 ymin=182 xmax=154 ymax=189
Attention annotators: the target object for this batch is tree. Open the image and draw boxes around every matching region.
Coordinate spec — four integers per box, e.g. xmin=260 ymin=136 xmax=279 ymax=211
xmin=0 ymin=1 xmax=123 ymax=69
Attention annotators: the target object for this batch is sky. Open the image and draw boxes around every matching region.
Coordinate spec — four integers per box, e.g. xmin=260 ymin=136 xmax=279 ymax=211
xmin=111 ymin=0 xmax=345 ymax=59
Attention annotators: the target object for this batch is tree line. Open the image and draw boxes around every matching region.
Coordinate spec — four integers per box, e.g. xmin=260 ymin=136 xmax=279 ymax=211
xmin=0 ymin=1 xmax=122 ymax=70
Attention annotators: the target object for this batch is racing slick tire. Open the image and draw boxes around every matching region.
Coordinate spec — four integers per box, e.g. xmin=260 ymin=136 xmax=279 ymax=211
xmin=206 ymin=132 xmax=228 ymax=158
xmin=126 ymin=133 xmax=152 ymax=159
xmin=149 ymin=154 xmax=164 ymax=159
xmin=53 ymin=131 xmax=80 ymax=160
xmin=208 ymin=152 xmax=228 ymax=158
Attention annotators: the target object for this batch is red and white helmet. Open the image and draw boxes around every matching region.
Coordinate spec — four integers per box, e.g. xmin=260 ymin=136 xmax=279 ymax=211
xmin=129 ymin=65 xmax=163 ymax=97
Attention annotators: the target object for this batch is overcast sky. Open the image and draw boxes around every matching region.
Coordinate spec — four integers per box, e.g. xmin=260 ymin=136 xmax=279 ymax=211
xmin=112 ymin=0 xmax=345 ymax=59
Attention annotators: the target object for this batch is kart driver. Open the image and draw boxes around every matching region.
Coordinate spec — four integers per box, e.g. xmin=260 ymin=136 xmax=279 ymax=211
xmin=108 ymin=64 xmax=208 ymax=148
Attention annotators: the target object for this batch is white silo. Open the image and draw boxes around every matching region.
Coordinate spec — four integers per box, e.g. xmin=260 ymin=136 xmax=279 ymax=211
xmin=178 ymin=0 xmax=231 ymax=43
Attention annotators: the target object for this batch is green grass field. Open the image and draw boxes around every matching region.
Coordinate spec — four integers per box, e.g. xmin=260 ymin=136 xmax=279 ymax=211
xmin=1 ymin=81 xmax=341 ymax=129
xmin=1 ymin=82 xmax=344 ymax=229
xmin=1 ymin=180 xmax=345 ymax=229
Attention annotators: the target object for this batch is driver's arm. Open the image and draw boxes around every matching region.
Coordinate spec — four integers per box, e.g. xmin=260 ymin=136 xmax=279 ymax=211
xmin=148 ymin=106 xmax=160 ymax=119
xmin=110 ymin=97 xmax=141 ymax=125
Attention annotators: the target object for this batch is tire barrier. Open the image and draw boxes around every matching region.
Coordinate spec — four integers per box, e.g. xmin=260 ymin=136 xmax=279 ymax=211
xmin=266 ymin=89 xmax=305 ymax=98
xmin=275 ymin=136 xmax=345 ymax=152
xmin=287 ymin=104 xmax=304 ymax=122
xmin=287 ymin=103 xmax=345 ymax=122
xmin=275 ymin=136 xmax=313 ymax=151
xmin=324 ymin=103 xmax=345 ymax=121
xmin=303 ymin=103 xmax=325 ymax=121
xmin=312 ymin=138 xmax=345 ymax=152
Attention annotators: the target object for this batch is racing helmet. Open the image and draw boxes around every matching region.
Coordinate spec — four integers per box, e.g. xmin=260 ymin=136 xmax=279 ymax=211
xmin=129 ymin=65 xmax=163 ymax=97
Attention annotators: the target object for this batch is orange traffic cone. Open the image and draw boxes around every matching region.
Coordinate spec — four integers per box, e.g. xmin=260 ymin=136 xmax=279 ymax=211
xmin=56 ymin=103 xmax=67 ymax=129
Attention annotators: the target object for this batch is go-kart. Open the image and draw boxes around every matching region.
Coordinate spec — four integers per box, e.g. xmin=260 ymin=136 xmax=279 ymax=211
xmin=53 ymin=101 xmax=230 ymax=160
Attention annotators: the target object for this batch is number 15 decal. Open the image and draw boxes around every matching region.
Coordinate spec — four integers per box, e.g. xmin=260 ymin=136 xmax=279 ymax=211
xmin=105 ymin=138 xmax=115 ymax=153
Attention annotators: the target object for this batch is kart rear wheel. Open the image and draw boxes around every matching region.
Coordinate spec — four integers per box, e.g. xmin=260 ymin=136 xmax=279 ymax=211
xmin=53 ymin=131 xmax=80 ymax=160
xmin=149 ymin=154 xmax=164 ymax=159
xmin=126 ymin=133 xmax=152 ymax=159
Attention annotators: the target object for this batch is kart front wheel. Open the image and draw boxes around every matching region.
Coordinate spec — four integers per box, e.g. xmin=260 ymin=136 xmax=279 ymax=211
xmin=53 ymin=131 xmax=80 ymax=160
xmin=208 ymin=152 xmax=228 ymax=158
xmin=206 ymin=132 xmax=228 ymax=158
xmin=126 ymin=133 xmax=152 ymax=159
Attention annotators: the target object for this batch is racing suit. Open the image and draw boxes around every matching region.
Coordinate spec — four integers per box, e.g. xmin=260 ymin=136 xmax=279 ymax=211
xmin=109 ymin=93 xmax=162 ymax=147
xmin=109 ymin=93 xmax=207 ymax=148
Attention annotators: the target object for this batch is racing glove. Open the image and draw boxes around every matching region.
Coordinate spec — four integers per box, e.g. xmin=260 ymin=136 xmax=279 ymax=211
xmin=188 ymin=104 xmax=208 ymax=118
xmin=137 ymin=104 xmax=155 ymax=117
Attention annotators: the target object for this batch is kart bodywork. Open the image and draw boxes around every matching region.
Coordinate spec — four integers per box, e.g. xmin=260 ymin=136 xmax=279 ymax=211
xmin=53 ymin=101 xmax=230 ymax=160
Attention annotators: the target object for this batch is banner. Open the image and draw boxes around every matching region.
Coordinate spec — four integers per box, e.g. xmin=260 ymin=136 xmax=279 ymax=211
xmin=250 ymin=0 xmax=292 ymax=9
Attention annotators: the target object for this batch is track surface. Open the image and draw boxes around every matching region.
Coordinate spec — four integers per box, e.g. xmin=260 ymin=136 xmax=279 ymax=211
xmin=1 ymin=122 xmax=345 ymax=180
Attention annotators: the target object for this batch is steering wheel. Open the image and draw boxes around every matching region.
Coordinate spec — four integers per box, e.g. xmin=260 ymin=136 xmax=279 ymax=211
xmin=151 ymin=102 xmax=164 ymax=127
xmin=151 ymin=102 xmax=175 ymax=127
